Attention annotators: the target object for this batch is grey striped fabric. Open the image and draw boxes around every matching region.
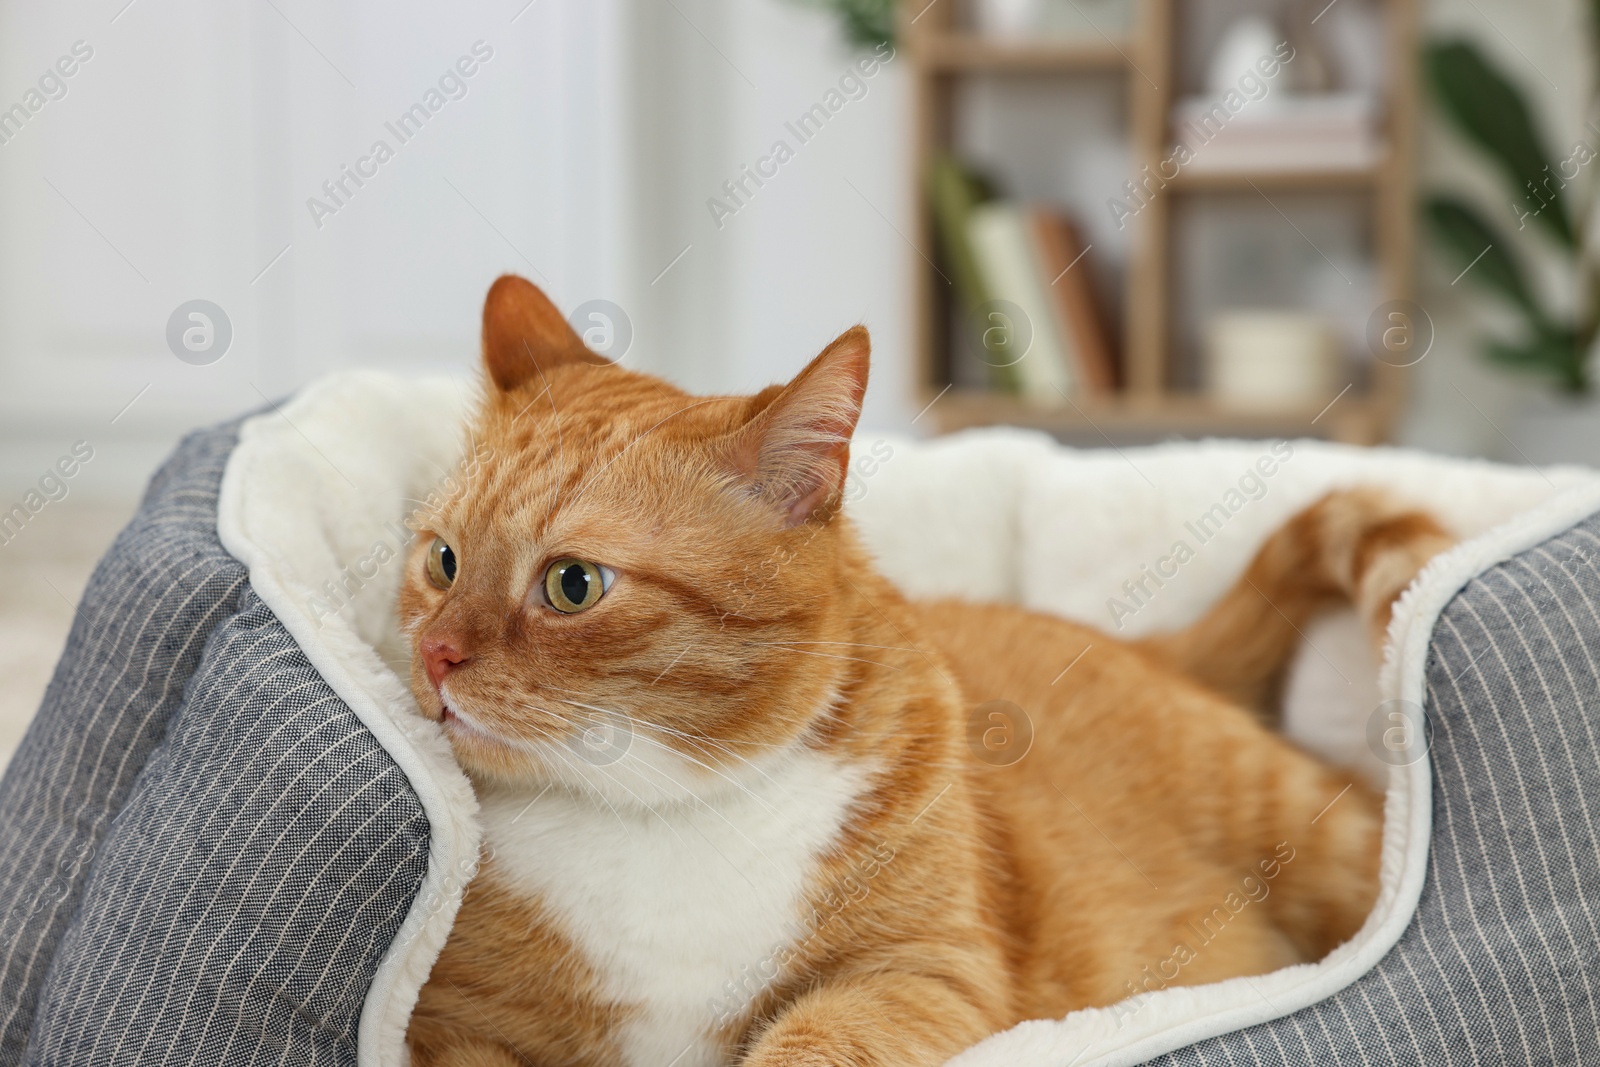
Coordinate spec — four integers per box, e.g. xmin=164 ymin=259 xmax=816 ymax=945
xmin=0 ymin=419 xmax=430 ymax=1065
xmin=1150 ymin=511 xmax=1600 ymax=1066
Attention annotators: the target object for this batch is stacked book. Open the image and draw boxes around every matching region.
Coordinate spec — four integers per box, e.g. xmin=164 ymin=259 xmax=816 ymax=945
xmin=929 ymin=157 xmax=1118 ymax=401
xmin=1173 ymin=92 xmax=1381 ymax=175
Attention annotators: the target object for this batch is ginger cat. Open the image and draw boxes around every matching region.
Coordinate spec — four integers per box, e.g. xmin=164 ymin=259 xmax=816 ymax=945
xmin=401 ymin=276 xmax=1452 ymax=1067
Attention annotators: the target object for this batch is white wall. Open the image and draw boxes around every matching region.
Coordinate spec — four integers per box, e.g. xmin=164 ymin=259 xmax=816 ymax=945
xmin=0 ymin=0 xmax=631 ymax=501
xmin=0 ymin=0 xmax=913 ymax=506
xmin=620 ymin=0 xmax=913 ymax=427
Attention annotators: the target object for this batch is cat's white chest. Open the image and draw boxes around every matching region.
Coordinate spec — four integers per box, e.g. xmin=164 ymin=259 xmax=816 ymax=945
xmin=478 ymin=750 xmax=872 ymax=1067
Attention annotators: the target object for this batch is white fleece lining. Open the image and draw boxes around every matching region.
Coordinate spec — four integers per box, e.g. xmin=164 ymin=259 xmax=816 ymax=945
xmin=212 ymin=371 xmax=1600 ymax=1066
xmin=217 ymin=372 xmax=484 ymax=1067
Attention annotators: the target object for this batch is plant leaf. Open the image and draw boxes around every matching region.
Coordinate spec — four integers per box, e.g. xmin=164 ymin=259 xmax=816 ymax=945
xmin=1425 ymin=40 xmax=1576 ymax=249
xmin=1485 ymin=324 xmax=1589 ymax=393
xmin=1424 ymin=195 xmax=1544 ymax=318
xmin=788 ymin=0 xmax=894 ymax=48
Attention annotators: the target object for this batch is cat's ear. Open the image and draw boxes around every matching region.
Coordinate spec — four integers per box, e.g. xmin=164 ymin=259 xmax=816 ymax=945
xmin=727 ymin=326 xmax=870 ymax=527
xmin=481 ymin=274 xmax=604 ymax=392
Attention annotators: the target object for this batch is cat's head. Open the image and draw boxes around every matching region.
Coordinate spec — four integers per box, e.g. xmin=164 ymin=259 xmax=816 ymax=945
xmin=399 ymin=275 xmax=872 ymax=805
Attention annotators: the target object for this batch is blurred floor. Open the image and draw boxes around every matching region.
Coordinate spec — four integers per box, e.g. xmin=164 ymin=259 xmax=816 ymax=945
xmin=0 ymin=501 xmax=137 ymax=773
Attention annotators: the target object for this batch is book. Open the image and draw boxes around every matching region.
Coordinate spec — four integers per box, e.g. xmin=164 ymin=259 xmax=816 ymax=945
xmin=1029 ymin=209 xmax=1117 ymax=395
xmin=927 ymin=156 xmax=1020 ymax=393
xmin=1172 ymin=92 xmax=1382 ymax=174
xmin=967 ymin=201 xmax=1075 ymax=402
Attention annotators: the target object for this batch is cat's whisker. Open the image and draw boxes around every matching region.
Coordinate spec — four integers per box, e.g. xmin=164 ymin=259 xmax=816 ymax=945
xmin=533 ymin=709 xmax=637 ymax=842
xmin=556 ymin=699 xmax=785 ymax=818
xmin=547 ymin=735 xmax=703 ymax=848
xmin=609 ymin=714 xmax=806 ymax=802
xmin=534 ymin=700 xmax=797 ymax=877
xmin=508 ymin=382 xmax=553 ymax=423
xmin=548 ymin=697 xmax=808 ymax=828
xmin=598 ymin=705 xmax=777 ymax=750
xmin=536 ymin=688 xmax=814 ymax=806
xmin=535 ymin=685 xmax=783 ymax=749
xmin=572 ymin=707 xmax=810 ymax=805
xmin=594 ymin=729 xmax=797 ymax=879
xmin=747 ymin=645 xmax=905 ymax=672
xmin=450 ymin=701 xmax=638 ymax=841
xmin=638 ymin=722 xmax=794 ymax=776
xmin=608 ymin=716 xmax=801 ymax=808
xmin=579 ymin=745 xmax=774 ymax=893
xmin=747 ymin=640 xmax=925 ymax=654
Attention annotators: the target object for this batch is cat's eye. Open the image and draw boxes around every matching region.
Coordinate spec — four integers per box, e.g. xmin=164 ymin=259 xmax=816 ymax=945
xmin=543 ymin=558 xmax=615 ymax=614
xmin=426 ymin=537 xmax=458 ymax=589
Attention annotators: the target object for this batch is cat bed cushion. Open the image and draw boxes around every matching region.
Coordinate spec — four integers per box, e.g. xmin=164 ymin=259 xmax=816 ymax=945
xmin=0 ymin=418 xmax=436 ymax=1067
xmin=2 ymin=370 xmax=1599 ymax=1066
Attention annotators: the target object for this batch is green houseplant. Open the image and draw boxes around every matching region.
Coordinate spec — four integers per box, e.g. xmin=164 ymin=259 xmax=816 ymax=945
xmin=1424 ymin=36 xmax=1597 ymax=393
xmin=790 ymin=0 xmax=895 ymax=48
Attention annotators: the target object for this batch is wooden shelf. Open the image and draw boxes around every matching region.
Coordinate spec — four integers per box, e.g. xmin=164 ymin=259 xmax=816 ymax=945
xmin=1167 ymin=161 xmax=1387 ymax=192
xmin=902 ymin=0 xmax=1418 ymax=446
xmin=913 ymin=34 xmax=1131 ymax=72
xmin=922 ymin=389 xmax=1392 ymax=443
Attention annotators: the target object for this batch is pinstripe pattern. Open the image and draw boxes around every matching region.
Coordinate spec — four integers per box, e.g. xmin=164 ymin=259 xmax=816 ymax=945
xmin=0 ymin=420 xmax=431 ymax=1065
xmin=1150 ymin=511 xmax=1600 ymax=1066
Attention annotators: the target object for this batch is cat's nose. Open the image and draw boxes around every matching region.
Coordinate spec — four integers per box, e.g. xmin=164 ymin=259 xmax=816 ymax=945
xmin=421 ymin=634 xmax=472 ymax=689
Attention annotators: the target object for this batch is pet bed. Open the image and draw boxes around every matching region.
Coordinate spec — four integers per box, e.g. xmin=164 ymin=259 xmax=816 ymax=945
xmin=3 ymin=370 xmax=1600 ymax=1066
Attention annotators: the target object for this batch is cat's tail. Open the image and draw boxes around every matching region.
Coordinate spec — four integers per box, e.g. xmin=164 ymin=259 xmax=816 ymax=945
xmin=1136 ymin=488 xmax=1454 ymax=717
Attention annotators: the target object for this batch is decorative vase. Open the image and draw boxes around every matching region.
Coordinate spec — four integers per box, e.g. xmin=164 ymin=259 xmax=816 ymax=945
xmin=972 ymin=0 xmax=1043 ymax=37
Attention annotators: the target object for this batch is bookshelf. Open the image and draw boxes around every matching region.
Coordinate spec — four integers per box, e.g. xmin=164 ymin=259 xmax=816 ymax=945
xmin=903 ymin=0 xmax=1418 ymax=445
